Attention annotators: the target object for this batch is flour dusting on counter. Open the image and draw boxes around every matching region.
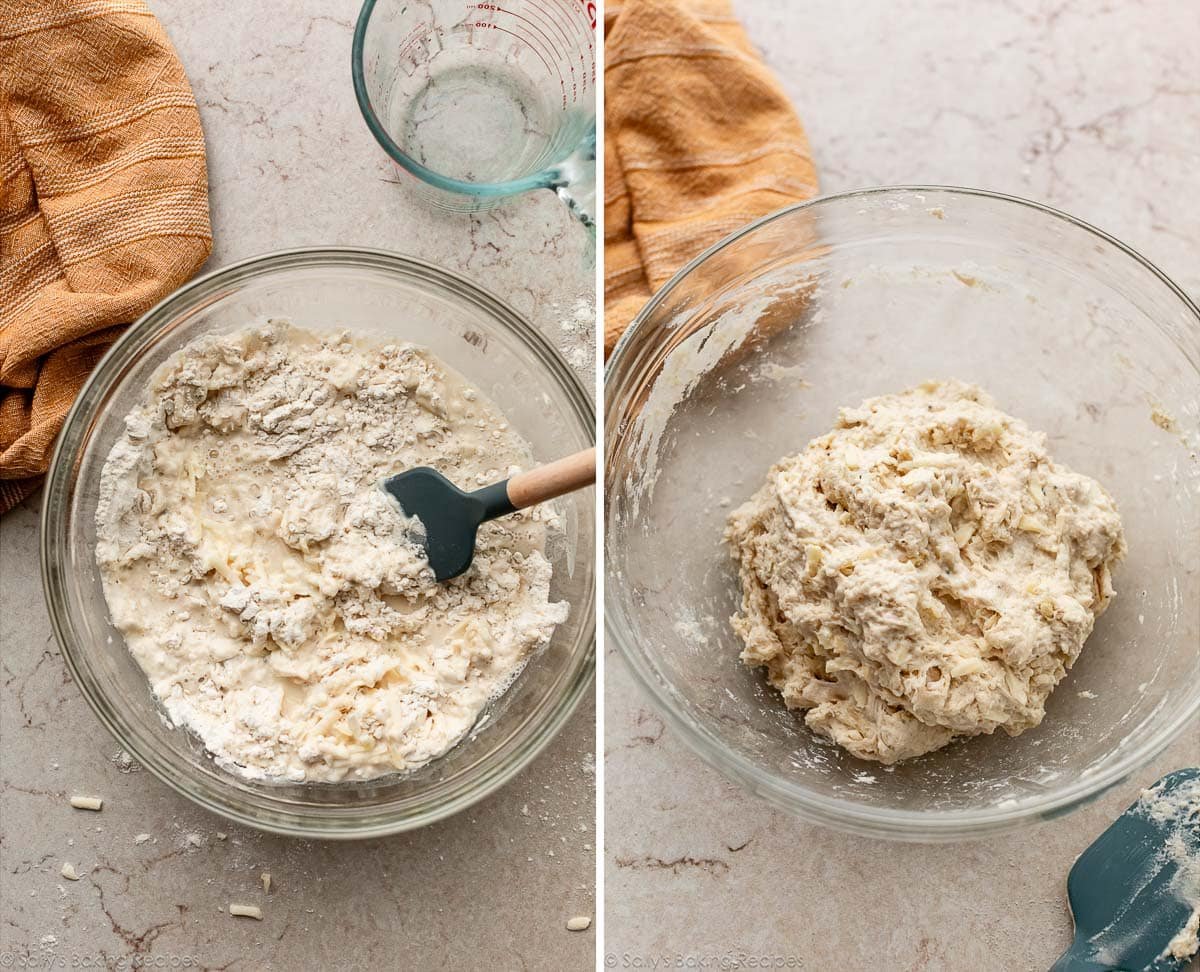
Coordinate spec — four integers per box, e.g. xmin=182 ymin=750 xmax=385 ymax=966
xmin=95 ymin=322 xmax=567 ymax=782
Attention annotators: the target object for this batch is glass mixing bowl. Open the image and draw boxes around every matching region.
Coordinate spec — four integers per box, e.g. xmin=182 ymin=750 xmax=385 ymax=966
xmin=42 ymin=248 xmax=595 ymax=838
xmin=605 ymin=187 xmax=1200 ymax=841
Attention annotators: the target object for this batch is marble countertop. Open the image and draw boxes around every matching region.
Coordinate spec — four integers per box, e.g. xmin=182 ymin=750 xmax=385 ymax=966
xmin=0 ymin=2 xmax=595 ymax=969
xmin=604 ymin=1 xmax=1199 ymax=970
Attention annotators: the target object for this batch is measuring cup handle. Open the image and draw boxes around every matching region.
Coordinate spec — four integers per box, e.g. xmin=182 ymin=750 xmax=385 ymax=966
xmin=550 ymin=128 xmax=596 ymax=236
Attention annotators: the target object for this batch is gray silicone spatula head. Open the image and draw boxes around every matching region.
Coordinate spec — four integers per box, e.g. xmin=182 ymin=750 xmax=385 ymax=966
xmin=382 ymin=449 xmax=594 ymax=582
xmin=1051 ymin=768 xmax=1200 ymax=972
xmin=381 ymin=467 xmax=515 ymax=582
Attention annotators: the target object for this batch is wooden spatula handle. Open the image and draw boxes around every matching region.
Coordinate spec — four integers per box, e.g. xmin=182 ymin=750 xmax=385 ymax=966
xmin=507 ymin=448 xmax=596 ymax=510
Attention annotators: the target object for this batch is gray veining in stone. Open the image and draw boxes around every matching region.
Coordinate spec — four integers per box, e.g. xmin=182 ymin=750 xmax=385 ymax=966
xmin=0 ymin=2 xmax=595 ymax=969
xmin=605 ymin=1 xmax=1199 ymax=969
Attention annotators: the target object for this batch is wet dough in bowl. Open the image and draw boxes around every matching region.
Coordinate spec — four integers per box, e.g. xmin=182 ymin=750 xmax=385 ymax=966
xmin=95 ymin=322 xmax=567 ymax=783
xmin=725 ymin=380 xmax=1126 ymax=764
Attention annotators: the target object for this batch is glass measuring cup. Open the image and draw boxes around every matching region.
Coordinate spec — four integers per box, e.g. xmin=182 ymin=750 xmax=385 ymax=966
xmin=352 ymin=0 xmax=596 ymax=226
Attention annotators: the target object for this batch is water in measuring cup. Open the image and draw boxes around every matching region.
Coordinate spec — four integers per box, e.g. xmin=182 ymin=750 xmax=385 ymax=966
xmin=387 ymin=51 xmax=555 ymax=185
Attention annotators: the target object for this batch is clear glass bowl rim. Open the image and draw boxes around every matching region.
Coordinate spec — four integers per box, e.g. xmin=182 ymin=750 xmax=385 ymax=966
xmin=41 ymin=246 xmax=596 ymax=839
xmin=604 ymin=185 xmax=1200 ymax=840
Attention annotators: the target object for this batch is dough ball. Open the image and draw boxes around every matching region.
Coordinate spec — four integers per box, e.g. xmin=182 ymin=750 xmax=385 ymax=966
xmin=725 ymin=380 xmax=1126 ymax=764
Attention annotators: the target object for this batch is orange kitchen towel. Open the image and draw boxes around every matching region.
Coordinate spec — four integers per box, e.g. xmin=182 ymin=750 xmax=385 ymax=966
xmin=604 ymin=0 xmax=818 ymax=356
xmin=0 ymin=0 xmax=212 ymax=513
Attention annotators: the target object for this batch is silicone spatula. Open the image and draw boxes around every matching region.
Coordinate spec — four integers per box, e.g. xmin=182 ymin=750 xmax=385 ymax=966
xmin=381 ymin=447 xmax=595 ymax=581
xmin=1051 ymin=768 xmax=1200 ymax=972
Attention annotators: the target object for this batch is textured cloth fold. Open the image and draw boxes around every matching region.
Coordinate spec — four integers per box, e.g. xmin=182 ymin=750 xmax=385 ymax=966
xmin=604 ymin=0 xmax=818 ymax=356
xmin=0 ymin=0 xmax=212 ymax=513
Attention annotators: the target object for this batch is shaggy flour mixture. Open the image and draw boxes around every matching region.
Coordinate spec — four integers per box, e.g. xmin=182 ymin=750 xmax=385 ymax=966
xmin=96 ymin=322 xmax=567 ymax=782
xmin=726 ymin=380 xmax=1126 ymax=764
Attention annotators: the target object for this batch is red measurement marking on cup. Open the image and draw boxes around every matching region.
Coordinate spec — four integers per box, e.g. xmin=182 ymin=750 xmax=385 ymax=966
xmin=530 ymin=0 xmax=593 ymax=43
xmin=397 ymin=20 xmax=432 ymax=60
xmin=465 ymin=14 xmax=563 ymax=106
xmin=530 ymin=0 xmax=596 ymax=99
xmin=466 ymin=1 xmax=596 ymax=108
xmin=493 ymin=26 xmax=565 ymax=105
xmin=499 ymin=6 xmax=577 ymax=105
xmin=499 ymin=8 xmax=565 ymax=61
